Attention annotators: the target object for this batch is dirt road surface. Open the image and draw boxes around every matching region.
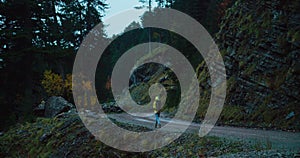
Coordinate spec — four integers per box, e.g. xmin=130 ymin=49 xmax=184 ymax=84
xmin=108 ymin=113 xmax=300 ymax=151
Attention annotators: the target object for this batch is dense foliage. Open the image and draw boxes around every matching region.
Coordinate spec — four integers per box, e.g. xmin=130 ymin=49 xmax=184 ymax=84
xmin=0 ymin=0 xmax=107 ymax=129
xmin=0 ymin=0 xmax=298 ymax=157
xmin=41 ymin=70 xmax=72 ymax=100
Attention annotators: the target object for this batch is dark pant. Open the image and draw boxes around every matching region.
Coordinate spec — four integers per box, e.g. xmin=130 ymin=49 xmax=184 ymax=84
xmin=155 ymin=112 xmax=160 ymax=127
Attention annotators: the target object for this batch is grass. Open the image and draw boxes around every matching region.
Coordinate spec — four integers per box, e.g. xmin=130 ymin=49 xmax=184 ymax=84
xmin=244 ymin=63 xmax=256 ymax=76
xmin=193 ymin=95 xmax=299 ymax=131
xmin=253 ymin=138 xmax=272 ymax=151
xmin=0 ymin=112 xmax=260 ymax=158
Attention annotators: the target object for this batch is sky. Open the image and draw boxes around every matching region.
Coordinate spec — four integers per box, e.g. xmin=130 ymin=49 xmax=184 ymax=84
xmin=103 ymin=0 xmax=156 ymax=37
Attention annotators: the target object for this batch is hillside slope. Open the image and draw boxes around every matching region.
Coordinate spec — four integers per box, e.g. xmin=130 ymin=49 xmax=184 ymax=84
xmin=197 ymin=0 xmax=300 ymax=130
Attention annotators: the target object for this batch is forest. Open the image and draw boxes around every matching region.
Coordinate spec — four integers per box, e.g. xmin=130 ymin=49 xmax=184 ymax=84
xmin=0 ymin=0 xmax=299 ymax=157
xmin=0 ymin=0 xmax=231 ymax=129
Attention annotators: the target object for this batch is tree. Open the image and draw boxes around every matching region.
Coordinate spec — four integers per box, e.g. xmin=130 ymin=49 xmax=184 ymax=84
xmin=0 ymin=0 xmax=108 ymax=129
xmin=0 ymin=0 xmax=38 ymax=127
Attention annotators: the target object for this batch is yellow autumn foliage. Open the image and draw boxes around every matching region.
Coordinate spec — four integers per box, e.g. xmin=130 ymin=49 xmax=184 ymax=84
xmin=42 ymin=70 xmax=98 ymax=105
xmin=41 ymin=70 xmax=72 ymax=100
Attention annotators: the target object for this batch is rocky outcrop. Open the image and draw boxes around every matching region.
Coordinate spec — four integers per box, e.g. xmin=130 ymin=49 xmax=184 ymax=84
xmin=42 ymin=96 xmax=75 ymax=117
xmin=34 ymin=96 xmax=123 ymax=117
xmin=197 ymin=0 xmax=299 ymax=130
xmin=101 ymin=102 xmax=122 ymax=113
xmin=219 ymin=0 xmax=299 ymax=106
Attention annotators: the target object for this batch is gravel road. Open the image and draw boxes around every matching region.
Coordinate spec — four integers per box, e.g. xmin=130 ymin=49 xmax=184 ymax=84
xmin=108 ymin=113 xmax=300 ymax=152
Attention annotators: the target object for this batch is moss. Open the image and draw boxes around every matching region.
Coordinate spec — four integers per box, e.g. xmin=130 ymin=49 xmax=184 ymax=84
xmin=220 ymin=105 xmax=245 ymax=122
xmin=251 ymin=105 xmax=267 ymax=121
xmin=262 ymin=110 xmax=277 ymax=124
xmin=40 ymin=151 xmax=52 ymax=158
xmin=246 ymin=101 xmax=300 ymax=130
xmin=239 ymin=60 xmax=245 ymax=68
xmin=292 ymin=31 xmax=300 ymax=43
xmin=244 ymin=63 xmax=256 ymax=76
xmin=220 ymin=50 xmax=228 ymax=57
xmin=226 ymin=76 xmax=237 ymax=93
xmin=265 ymin=69 xmax=287 ymax=90
xmin=236 ymin=45 xmax=248 ymax=55
xmin=261 ymin=11 xmax=272 ymax=29
xmin=198 ymin=69 xmax=209 ymax=83
xmin=129 ymin=83 xmax=150 ymax=104
xmin=194 ymin=98 xmax=209 ymax=120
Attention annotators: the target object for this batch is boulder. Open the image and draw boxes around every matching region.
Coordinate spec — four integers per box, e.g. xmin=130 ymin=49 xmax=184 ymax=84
xmin=39 ymin=132 xmax=52 ymax=142
xmin=101 ymin=102 xmax=122 ymax=113
xmin=44 ymin=96 xmax=75 ymax=118
xmin=285 ymin=111 xmax=295 ymax=120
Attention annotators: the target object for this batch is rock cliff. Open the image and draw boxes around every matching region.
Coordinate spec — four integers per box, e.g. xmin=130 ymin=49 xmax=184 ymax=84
xmin=197 ymin=0 xmax=300 ymax=130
